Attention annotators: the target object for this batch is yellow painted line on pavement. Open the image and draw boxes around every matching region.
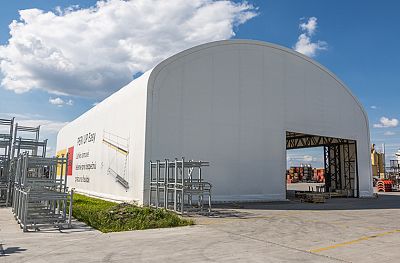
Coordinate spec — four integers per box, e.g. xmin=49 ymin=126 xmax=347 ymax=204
xmin=309 ymin=229 xmax=400 ymax=253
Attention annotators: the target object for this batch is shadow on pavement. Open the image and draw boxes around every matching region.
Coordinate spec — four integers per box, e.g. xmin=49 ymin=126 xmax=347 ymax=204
xmin=0 ymin=244 xmax=27 ymax=257
xmin=212 ymin=193 xmax=400 ymax=211
xmin=22 ymin=219 xmax=96 ymax=234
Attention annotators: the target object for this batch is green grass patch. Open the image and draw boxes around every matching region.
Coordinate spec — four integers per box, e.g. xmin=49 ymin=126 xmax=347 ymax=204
xmin=71 ymin=193 xmax=193 ymax=233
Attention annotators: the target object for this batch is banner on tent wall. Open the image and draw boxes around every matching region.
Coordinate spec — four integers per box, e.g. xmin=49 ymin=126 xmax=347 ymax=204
xmin=56 ymin=147 xmax=75 ymax=176
xmin=67 ymin=146 xmax=74 ymax=176
xmin=56 ymin=148 xmax=67 ymax=176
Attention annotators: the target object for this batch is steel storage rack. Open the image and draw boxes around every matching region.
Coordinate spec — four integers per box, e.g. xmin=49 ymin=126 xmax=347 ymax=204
xmin=12 ymin=123 xmax=47 ymax=158
xmin=0 ymin=118 xmax=14 ymax=206
xmin=11 ymin=153 xmax=74 ymax=232
xmin=149 ymin=158 xmax=212 ymax=214
xmin=6 ymin=123 xmax=48 ymax=205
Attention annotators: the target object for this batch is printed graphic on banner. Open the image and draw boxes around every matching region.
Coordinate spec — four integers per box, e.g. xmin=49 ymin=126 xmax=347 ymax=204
xmin=67 ymin=146 xmax=74 ymax=176
xmin=102 ymin=130 xmax=130 ymax=189
xmin=56 ymin=148 xmax=67 ymax=176
xmin=73 ymin=132 xmax=97 ymax=184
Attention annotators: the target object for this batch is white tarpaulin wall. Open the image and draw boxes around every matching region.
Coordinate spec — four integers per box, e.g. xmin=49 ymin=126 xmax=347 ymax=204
xmin=57 ymin=40 xmax=373 ymax=204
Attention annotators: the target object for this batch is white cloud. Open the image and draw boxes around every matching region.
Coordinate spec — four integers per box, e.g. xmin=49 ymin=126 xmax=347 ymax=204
xmin=384 ymin=131 xmax=396 ymax=136
xmin=303 ymin=155 xmax=314 ymax=162
xmin=16 ymin=119 xmax=68 ymax=133
xmin=373 ymin=116 xmax=399 ymax=128
xmin=294 ymin=17 xmax=327 ymax=57
xmin=0 ymin=112 xmax=43 ymax=119
xmin=0 ymin=113 xmax=68 ymax=156
xmin=49 ymin=97 xmax=73 ymax=107
xmin=299 ymin=17 xmax=317 ymax=35
xmin=286 ymin=152 xmax=323 ymax=164
xmin=0 ymin=112 xmax=67 ymax=133
xmin=49 ymin=97 xmax=64 ymax=106
xmin=371 ymin=105 xmax=377 ymax=109
xmin=0 ymin=0 xmax=257 ymax=98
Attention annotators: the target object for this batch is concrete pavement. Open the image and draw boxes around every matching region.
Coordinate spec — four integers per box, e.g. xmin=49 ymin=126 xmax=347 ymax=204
xmin=2 ymin=193 xmax=400 ymax=262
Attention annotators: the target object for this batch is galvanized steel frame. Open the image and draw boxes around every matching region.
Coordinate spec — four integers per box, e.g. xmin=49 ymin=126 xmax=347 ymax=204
xmin=11 ymin=153 xmax=73 ymax=231
xmin=149 ymin=158 xmax=212 ymax=215
xmin=0 ymin=118 xmax=14 ymax=206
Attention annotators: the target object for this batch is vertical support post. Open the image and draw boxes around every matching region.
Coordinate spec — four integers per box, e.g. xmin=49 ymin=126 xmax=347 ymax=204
xmin=68 ymin=188 xmax=74 ymax=228
xmin=174 ymin=159 xmax=177 ymax=212
xmin=64 ymin=155 xmax=68 ymax=193
xmin=324 ymin=146 xmax=331 ymax=193
xmin=23 ymin=191 xmax=28 ymax=232
xmin=181 ymin=157 xmax=185 ymax=214
xmin=149 ymin=161 xmax=152 ymax=206
xmin=164 ymin=159 xmax=168 ymax=209
xmin=354 ymin=141 xmax=360 ymax=197
xmin=156 ymin=160 xmax=160 ymax=208
xmin=199 ymin=165 xmax=203 ymax=209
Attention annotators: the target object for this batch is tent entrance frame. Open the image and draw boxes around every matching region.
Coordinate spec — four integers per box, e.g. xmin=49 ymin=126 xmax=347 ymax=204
xmin=286 ymin=131 xmax=359 ymax=197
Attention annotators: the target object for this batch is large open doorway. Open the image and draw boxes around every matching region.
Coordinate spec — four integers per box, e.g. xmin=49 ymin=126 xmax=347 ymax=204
xmin=286 ymin=131 xmax=359 ymax=199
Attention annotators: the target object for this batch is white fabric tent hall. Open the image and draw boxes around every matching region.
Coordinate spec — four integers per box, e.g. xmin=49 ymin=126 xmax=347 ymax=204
xmin=57 ymin=40 xmax=373 ymax=205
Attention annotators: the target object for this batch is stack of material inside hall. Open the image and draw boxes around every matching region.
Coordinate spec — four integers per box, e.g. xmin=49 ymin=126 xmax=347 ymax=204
xmin=287 ymin=165 xmax=313 ymax=183
xmin=376 ymin=179 xmax=393 ymax=192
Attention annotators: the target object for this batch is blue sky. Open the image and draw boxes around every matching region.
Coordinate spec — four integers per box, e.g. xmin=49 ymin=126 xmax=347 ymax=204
xmin=0 ymin=0 xmax=399 ymax=165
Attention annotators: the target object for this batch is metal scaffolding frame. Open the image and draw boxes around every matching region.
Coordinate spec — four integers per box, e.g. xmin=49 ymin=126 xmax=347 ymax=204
xmin=287 ymin=131 xmax=358 ymax=197
xmin=11 ymin=153 xmax=73 ymax=232
xmin=324 ymin=145 xmax=341 ymax=191
xmin=0 ymin=118 xmax=14 ymax=206
xmin=3 ymin=123 xmax=48 ymax=206
xmin=149 ymin=158 xmax=212 ymax=214
xmin=0 ymin=117 xmax=75 ymax=232
xmin=342 ymin=143 xmax=357 ymax=194
xmin=12 ymin=123 xmax=47 ymax=158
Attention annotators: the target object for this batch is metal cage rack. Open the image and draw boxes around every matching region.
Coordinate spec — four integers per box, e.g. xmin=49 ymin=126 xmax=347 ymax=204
xmin=5 ymin=123 xmax=48 ymax=206
xmin=11 ymin=153 xmax=74 ymax=232
xmin=0 ymin=118 xmax=14 ymax=206
xmin=149 ymin=158 xmax=212 ymax=215
xmin=12 ymin=124 xmax=47 ymax=158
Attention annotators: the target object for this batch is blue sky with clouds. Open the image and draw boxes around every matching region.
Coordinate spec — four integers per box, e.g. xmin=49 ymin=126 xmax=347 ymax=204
xmin=0 ymin=0 xmax=399 ymax=165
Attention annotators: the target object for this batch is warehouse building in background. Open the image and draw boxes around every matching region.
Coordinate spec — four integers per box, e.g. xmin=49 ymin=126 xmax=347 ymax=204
xmin=56 ymin=40 xmax=373 ymax=205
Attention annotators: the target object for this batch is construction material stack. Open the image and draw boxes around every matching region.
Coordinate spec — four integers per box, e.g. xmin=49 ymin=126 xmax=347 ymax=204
xmin=0 ymin=118 xmax=14 ymax=206
xmin=12 ymin=124 xmax=47 ymax=158
xmin=0 ymin=118 xmax=74 ymax=231
xmin=287 ymin=164 xmax=314 ymax=183
xmin=11 ymin=153 xmax=73 ymax=231
xmin=149 ymin=158 xmax=212 ymax=214
xmin=7 ymin=123 xmax=48 ymax=206
xmin=313 ymin=168 xmax=325 ymax=183
xmin=376 ymin=179 xmax=393 ymax=192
